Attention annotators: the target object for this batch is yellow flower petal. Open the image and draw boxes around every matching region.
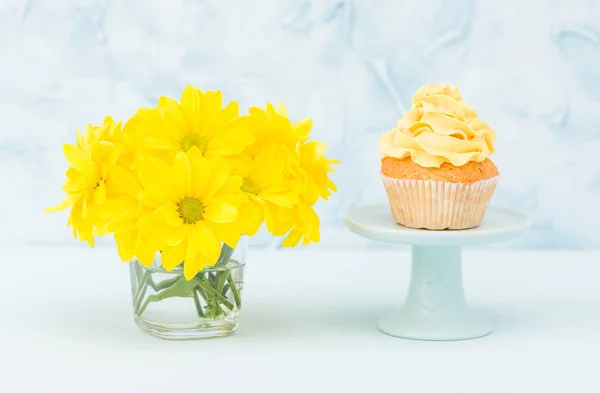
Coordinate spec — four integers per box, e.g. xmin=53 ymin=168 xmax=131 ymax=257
xmin=140 ymin=176 xmax=172 ymax=206
xmin=136 ymin=212 xmax=159 ymax=231
xmin=238 ymin=201 xmax=264 ymax=236
xmin=65 ymin=167 xmax=79 ymax=180
xmin=196 ymin=256 xmax=211 ymax=273
xmin=217 ymin=175 xmax=243 ymax=195
xmin=143 ymin=137 xmax=179 ymax=150
xmin=260 ymin=179 xmax=289 ymax=195
xmin=132 ymin=109 xmax=165 ymax=140
xmin=282 ymin=229 xmax=302 ymax=247
xmin=107 ymin=164 xmax=141 ymax=199
xmin=185 ymin=224 xmax=200 ymax=259
xmin=180 ymin=86 xmax=203 ymax=133
xmin=293 ymin=118 xmax=312 ymax=137
xmin=81 ymin=196 xmax=88 ymax=218
xmin=187 ymin=222 xmax=220 ymax=262
xmin=184 ymin=253 xmax=201 ymax=280
xmin=296 ymin=203 xmax=311 ymax=225
xmin=162 ymin=242 xmax=186 ymax=271
xmin=208 ymin=101 xmax=239 ymax=134
xmin=63 ymin=144 xmax=90 ymax=173
xmin=253 ymin=143 xmax=288 ymax=186
xmin=205 ymin=221 xmax=241 ymax=249
xmin=208 ymin=193 xmax=247 ymax=209
xmin=199 ymin=90 xmax=223 ymax=131
xmin=163 ymin=205 xmax=183 ymax=227
xmin=166 ymin=225 xmax=187 ymax=247
xmin=158 ymin=96 xmax=179 ymax=112
xmin=259 ymin=193 xmax=295 ymax=208
xmin=160 ymin=99 xmax=188 ymax=139
xmin=277 ymin=102 xmax=287 ymax=117
xmin=204 ymin=202 xmax=238 ymax=223
xmin=226 ymin=153 xmax=253 ymax=178
xmin=172 ymin=152 xmax=191 ymax=195
xmin=206 ymin=127 xmax=254 ymax=156
xmin=115 ymin=231 xmax=137 ymax=262
xmin=105 ymin=211 xmax=137 ymax=233
xmin=277 ymin=205 xmax=295 ymax=225
xmin=221 ymin=101 xmax=239 ymax=120
xmin=249 ymin=106 xmax=269 ymax=121
xmin=136 ymin=236 xmax=158 ymax=267
xmin=69 ymin=207 xmax=95 ymax=246
xmin=327 ymin=179 xmax=337 ymax=192
xmin=264 ymin=204 xmax=291 ymax=236
xmin=44 ymin=195 xmax=77 ymax=213
xmin=189 ymin=154 xmax=210 ymax=198
xmin=93 ymin=181 xmax=106 ymax=205
xmin=202 ymin=162 xmax=230 ymax=199
xmin=265 ymin=103 xmax=277 ymax=116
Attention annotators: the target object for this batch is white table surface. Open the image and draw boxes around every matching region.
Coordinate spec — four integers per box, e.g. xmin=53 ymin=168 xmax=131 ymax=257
xmin=2 ymin=247 xmax=600 ymax=393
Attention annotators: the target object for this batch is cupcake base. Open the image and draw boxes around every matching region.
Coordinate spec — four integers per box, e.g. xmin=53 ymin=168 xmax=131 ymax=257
xmin=381 ymin=174 xmax=498 ymax=230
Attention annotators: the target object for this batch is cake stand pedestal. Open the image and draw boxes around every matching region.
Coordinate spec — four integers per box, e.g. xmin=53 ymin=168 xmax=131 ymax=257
xmin=343 ymin=205 xmax=529 ymax=341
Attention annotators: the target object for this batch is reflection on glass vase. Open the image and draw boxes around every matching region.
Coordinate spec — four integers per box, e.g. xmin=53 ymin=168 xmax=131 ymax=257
xmin=129 ymin=237 xmax=246 ymax=340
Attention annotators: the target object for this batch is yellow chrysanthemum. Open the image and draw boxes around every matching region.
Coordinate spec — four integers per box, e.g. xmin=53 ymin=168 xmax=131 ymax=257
xmin=131 ymin=86 xmax=254 ymax=166
xmin=236 ymin=143 xmax=299 ymax=236
xmin=135 ymin=149 xmax=245 ymax=279
xmin=88 ymin=118 xmax=151 ymax=262
xmin=296 ymin=141 xmax=339 ymax=203
xmin=285 ymin=137 xmax=339 ymax=246
xmin=246 ymin=103 xmax=309 ymax=156
xmin=45 ymin=117 xmax=137 ymax=246
xmin=280 ymin=203 xmax=321 ymax=247
xmin=260 ymin=115 xmax=339 ymax=246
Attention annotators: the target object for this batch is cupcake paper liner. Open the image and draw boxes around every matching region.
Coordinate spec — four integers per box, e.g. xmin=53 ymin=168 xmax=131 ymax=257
xmin=381 ymin=174 xmax=499 ymax=230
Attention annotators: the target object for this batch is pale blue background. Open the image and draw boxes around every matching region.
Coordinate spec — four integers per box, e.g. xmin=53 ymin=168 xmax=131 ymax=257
xmin=1 ymin=0 xmax=599 ymax=248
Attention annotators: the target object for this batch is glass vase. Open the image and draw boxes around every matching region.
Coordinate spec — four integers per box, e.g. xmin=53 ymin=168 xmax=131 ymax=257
xmin=129 ymin=237 xmax=246 ymax=340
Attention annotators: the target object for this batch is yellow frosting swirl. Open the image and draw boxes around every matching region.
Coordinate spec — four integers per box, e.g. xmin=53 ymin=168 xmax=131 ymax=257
xmin=379 ymin=84 xmax=496 ymax=168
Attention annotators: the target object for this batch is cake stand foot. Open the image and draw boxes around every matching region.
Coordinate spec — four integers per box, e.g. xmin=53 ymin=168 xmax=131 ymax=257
xmin=379 ymin=245 xmax=491 ymax=341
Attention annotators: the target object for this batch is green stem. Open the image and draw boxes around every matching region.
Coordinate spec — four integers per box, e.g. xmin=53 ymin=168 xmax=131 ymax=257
xmin=133 ymin=271 xmax=150 ymax=314
xmin=194 ymin=277 xmax=234 ymax=310
xmin=221 ymin=283 xmax=230 ymax=297
xmin=192 ymin=288 xmax=204 ymax=318
xmin=137 ymin=276 xmax=192 ymax=316
xmin=132 ymin=243 xmax=241 ymax=319
xmin=215 ymin=244 xmax=235 ymax=266
xmin=215 ymin=271 xmax=228 ymax=293
xmin=227 ymin=272 xmax=242 ymax=309
xmin=132 ymin=260 xmax=144 ymax=286
xmin=151 ymin=275 xmax=180 ymax=292
xmin=210 ymin=300 xmax=223 ymax=317
xmin=133 ymin=270 xmax=182 ymax=315
xmin=213 ymin=243 xmax=234 ymax=302
xmin=208 ymin=272 xmax=217 ymax=288
xmin=195 ymin=283 xmax=213 ymax=319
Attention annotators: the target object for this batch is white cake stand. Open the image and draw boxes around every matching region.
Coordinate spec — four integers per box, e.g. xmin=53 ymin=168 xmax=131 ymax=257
xmin=343 ymin=204 xmax=529 ymax=341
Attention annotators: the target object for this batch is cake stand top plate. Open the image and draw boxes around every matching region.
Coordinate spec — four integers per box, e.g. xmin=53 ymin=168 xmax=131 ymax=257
xmin=343 ymin=205 xmax=529 ymax=246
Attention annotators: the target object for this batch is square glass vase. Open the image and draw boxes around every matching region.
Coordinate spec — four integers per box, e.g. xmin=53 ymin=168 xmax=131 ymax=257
xmin=129 ymin=238 xmax=246 ymax=340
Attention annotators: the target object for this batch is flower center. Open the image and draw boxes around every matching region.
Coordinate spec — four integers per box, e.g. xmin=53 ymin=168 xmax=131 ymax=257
xmin=177 ymin=197 xmax=204 ymax=224
xmin=180 ymin=133 xmax=208 ymax=154
xmin=241 ymin=178 xmax=260 ymax=195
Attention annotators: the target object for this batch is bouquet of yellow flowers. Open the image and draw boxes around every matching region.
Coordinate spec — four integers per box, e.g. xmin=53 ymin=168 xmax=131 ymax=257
xmin=46 ymin=86 xmax=338 ymax=339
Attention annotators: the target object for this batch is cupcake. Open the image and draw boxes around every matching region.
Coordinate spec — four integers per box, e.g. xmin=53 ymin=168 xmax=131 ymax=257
xmin=378 ymin=84 xmax=498 ymax=230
